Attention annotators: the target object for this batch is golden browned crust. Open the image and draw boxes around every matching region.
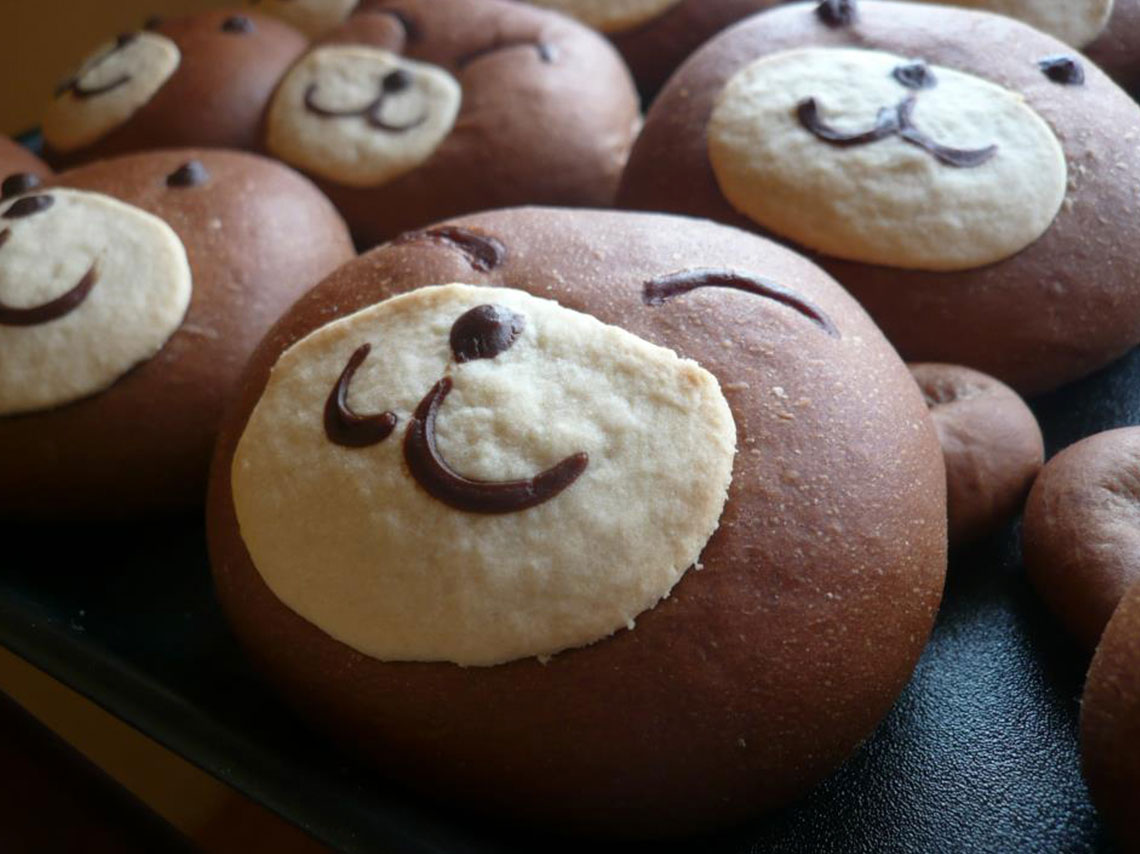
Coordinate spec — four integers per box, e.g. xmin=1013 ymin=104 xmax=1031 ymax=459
xmin=618 ymin=1 xmax=1140 ymax=395
xmin=207 ymin=207 xmax=947 ymax=836
xmin=0 ymin=149 xmax=354 ymax=516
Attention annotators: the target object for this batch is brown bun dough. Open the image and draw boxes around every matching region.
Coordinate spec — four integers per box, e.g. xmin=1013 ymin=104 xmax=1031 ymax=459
xmin=0 ymin=149 xmax=353 ymax=517
xmin=1022 ymin=427 xmax=1140 ymax=649
xmin=207 ymin=207 xmax=947 ymax=836
xmin=44 ymin=11 xmax=307 ymax=168
xmin=265 ymin=0 xmax=640 ymax=247
xmin=1081 ymin=577 xmax=1140 ymax=849
xmin=618 ymin=1 xmax=1140 ymax=396
xmin=0 ymin=137 xmax=50 ymax=188
xmin=910 ymin=364 xmax=1043 ymax=547
xmin=1086 ymin=0 xmax=1140 ymax=91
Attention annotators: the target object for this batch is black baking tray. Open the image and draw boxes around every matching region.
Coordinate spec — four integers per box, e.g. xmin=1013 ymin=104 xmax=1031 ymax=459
xmin=1 ymin=346 xmax=1133 ymax=854
xmin=0 ymin=132 xmax=1126 ymax=854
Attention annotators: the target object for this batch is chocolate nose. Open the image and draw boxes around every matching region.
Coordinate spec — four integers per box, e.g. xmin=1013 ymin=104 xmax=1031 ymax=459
xmin=449 ymin=304 xmax=526 ymax=363
xmin=382 ymin=69 xmax=413 ymax=94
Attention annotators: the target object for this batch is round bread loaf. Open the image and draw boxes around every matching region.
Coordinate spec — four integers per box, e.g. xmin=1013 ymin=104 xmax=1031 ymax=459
xmin=0 ymin=149 xmax=354 ymax=517
xmin=207 ymin=207 xmax=947 ymax=835
xmin=43 ymin=10 xmax=306 ymax=167
xmin=910 ymin=364 xmax=1043 ymax=547
xmin=1081 ymin=577 xmax=1140 ymax=849
xmin=511 ymin=0 xmax=1140 ymax=99
xmin=261 ymin=0 xmax=640 ymax=247
xmin=618 ymin=0 xmax=1140 ymax=395
xmin=1022 ymin=427 xmax=1140 ymax=649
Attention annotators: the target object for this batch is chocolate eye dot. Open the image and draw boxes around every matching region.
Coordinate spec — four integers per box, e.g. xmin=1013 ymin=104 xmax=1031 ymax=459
xmin=892 ymin=61 xmax=936 ymax=90
xmin=1 ymin=173 xmax=43 ymax=201
xmin=816 ymin=0 xmax=856 ymax=27
xmin=2 ymin=194 xmax=54 ymax=219
xmin=166 ymin=160 xmax=210 ymax=188
xmin=450 ymin=304 xmax=526 ymax=363
xmin=1038 ymin=55 xmax=1085 ymax=86
xmin=222 ymin=15 xmax=255 ymax=34
xmin=382 ymin=69 xmax=413 ymax=94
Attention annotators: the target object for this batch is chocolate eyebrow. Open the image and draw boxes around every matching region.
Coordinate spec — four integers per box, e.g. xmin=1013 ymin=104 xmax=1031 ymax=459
xmin=324 ymin=343 xmax=399 ymax=447
xmin=392 ymin=226 xmax=506 ymax=272
xmin=643 ymin=269 xmax=839 ymax=338
xmin=456 ymin=39 xmax=556 ymax=71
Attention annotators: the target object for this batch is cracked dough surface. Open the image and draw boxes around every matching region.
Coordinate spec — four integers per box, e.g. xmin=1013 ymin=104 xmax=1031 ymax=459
xmin=266 ymin=46 xmax=461 ymax=188
xmin=43 ymin=33 xmax=181 ymax=153
xmin=231 ymin=284 xmax=736 ymax=666
xmin=707 ymin=47 xmax=1067 ymax=272
xmin=908 ymin=0 xmax=1113 ymax=47
xmin=0 ymin=188 xmax=191 ymax=415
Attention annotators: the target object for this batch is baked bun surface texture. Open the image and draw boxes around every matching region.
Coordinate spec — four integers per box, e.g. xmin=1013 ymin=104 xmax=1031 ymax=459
xmin=1081 ymin=577 xmax=1140 ymax=850
xmin=263 ymin=0 xmax=640 ymax=247
xmin=1023 ymin=426 xmax=1140 ymax=649
xmin=618 ymin=0 xmax=1140 ymax=395
xmin=208 ymin=207 xmax=947 ymax=836
xmin=910 ymin=363 xmax=1043 ymax=547
xmin=0 ymin=149 xmax=354 ymax=517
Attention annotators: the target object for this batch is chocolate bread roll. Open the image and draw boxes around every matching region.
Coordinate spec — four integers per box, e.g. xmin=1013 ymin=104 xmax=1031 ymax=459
xmin=0 ymin=149 xmax=354 ymax=516
xmin=618 ymin=0 xmax=1140 ymax=395
xmin=207 ymin=207 xmax=947 ymax=835
xmin=261 ymin=0 xmax=640 ymax=247
xmin=43 ymin=10 xmax=306 ymax=167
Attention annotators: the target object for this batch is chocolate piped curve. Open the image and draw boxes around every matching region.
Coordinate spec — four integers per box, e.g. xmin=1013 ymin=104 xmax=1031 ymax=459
xmin=2 ymin=195 xmax=54 ymax=219
xmin=392 ymin=226 xmax=506 ymax=272
xmin=797 ymin=93 xmax=998 ymax=168
xmin=457 ymin=40 xmax=556 ymax=70
xmin=1 ymin=174 xmax=42 ymax=201
xmin=303 ymin=81 xmax=427 ymax=133
xmin=449 ymin=304 xmax=525 ymax=363
xmin=404 ymin=377 xmax=588 ymax=514
xmin=323 ymin=343 xmax=398 ymax=447
xmin=0 ymin=261 xmax=98 ymax=327
xmin=59 ymin=33 xmax=140 ymax=100
xmin=1038 ymin=55 xmax=1085 ymax=85
xmin=892 ymin=61 xmax=935 ymax=90
xmin=816 ymin=0 xmax=856 ymax=27
xmin=166 ymin=160 xmax=210 ymax=188
xmin=643 ymin=269 xmax=839 ymax=338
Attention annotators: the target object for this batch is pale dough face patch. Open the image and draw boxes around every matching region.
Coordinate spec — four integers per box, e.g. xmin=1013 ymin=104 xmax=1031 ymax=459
xmin=254 ymin=0 xmax=358 ymax=37
xmin=43 ymin=33 xmax=180 ymax=153
xmin=0 ymin=189 xmax=192 ymax=415
xmin=232 ymin=284 xmax=736 ymax=666
xmin=266 ymin=46 xmax=461 ymax=188
xmin=708 ymin=48 xmax=1067 ymax=272
xmin=523 ymin=0 xmax=683 ymax=32
xmin=907 ymin=0 xmax=1113 ymax=48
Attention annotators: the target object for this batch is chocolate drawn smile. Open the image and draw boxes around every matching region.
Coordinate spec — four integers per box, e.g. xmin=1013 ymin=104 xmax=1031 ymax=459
xmin=303 ymin=70 xmax=428 ymax=132
xmin=0 ymin=208 xmax=99 ymax=327
xmin=322 ymin=303 xmax=589 ymax=514
xmin=797 ymin=87 xmax=998 ymax=169
xmin=57 ymin=33 xmax=140 ymax=100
